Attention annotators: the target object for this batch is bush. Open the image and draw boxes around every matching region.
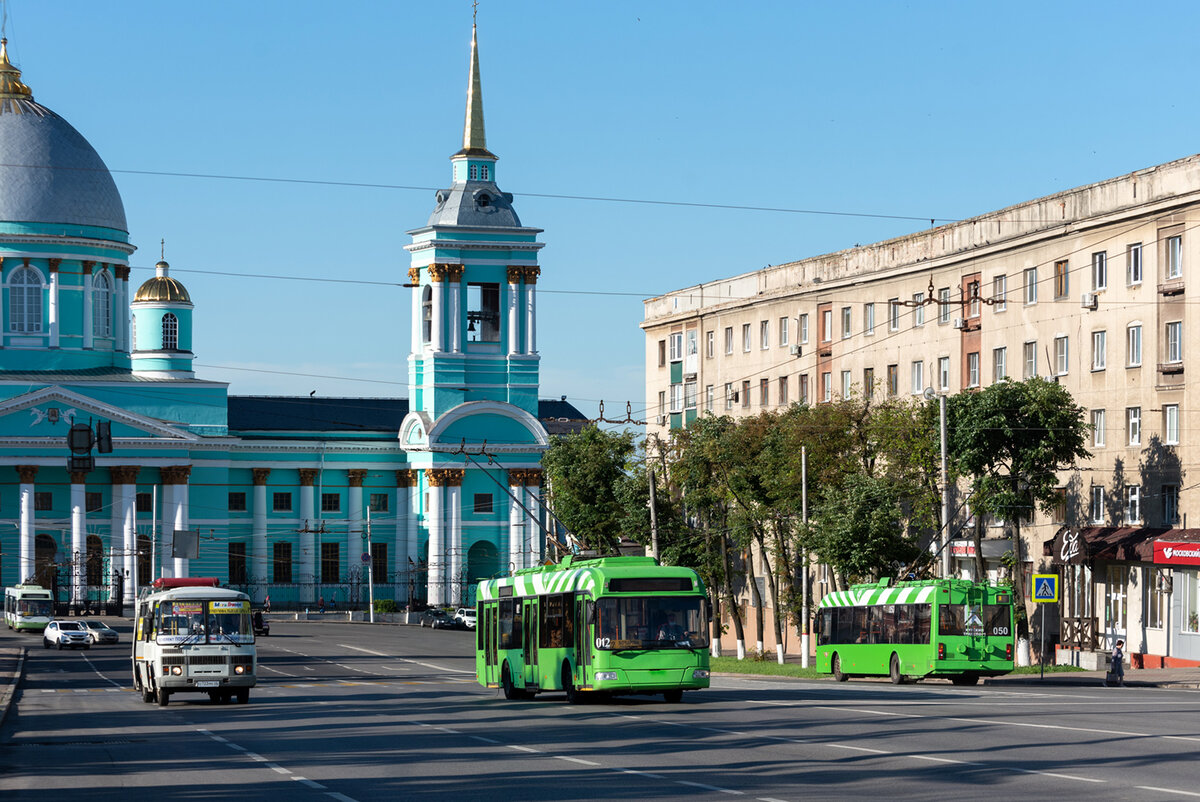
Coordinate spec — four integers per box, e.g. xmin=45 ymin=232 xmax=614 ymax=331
xmin=373 ymin=599 xmax=399 ymax=614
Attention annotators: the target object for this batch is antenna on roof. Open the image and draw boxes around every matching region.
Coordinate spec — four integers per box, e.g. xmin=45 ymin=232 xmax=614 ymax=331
xmin=161 ymin=238 xmax=165 ymax=260
xmin=472 ymin=0 xmax=479 ymax=25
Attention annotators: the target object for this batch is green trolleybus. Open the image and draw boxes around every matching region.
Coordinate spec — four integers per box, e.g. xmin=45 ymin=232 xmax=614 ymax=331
xmin=475 ymin=556 xmax=711 ymax=703
xmin=815 ymin=578 xmax=1014 ymax=685
xmin=5 ymin=584 xmax=53 ymax=632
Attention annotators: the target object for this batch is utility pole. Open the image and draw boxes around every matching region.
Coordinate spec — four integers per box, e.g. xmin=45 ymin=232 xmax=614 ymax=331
xmin=940 ymin=393 xmax=951 ymax=578
xmin=648 ymin=466 xmax=660 ymax=562
xmin=801 ymin=446 xmax=810 ymax=668
xmin=367 ymin=507 xmax=375 ymax=623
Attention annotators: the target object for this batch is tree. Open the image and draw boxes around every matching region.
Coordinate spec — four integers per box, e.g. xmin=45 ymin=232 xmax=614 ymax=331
xmin=808 ymin=473 xmax=922 ymax=583
xmin=541 ymin=425 xmax=637 ymax=553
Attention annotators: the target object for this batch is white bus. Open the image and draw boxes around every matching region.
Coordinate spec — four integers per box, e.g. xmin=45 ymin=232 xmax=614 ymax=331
xmin=132 ymin=578 xmax=257 ymax=706
xmin=4 ymin=584 xmax=53 ymax=632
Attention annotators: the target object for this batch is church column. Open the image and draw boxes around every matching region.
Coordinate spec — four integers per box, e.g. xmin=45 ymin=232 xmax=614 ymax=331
xmin=82 ymin=262 xmax=94 ymax=349
xmin=445 ymin=470 xmax=464 ymax=605
xmin=17 ymin=466 xmax=36 ymax=584
xmin=506 ymin=267 xmax=522 ymax=355
xmin=425 ymin=470 xmax=445 ymax=605
xmin=252 ymin=468 xmax=270 ymax=602
xmin=429 ymin=264 xmax=447 ymax=352
xmin=299 ymin=468 xmax=318 ymax=604
xmin=110 ymin=466 xmax=139 ymax=607
xmin=408 ymin=268 xmax=422 ymax=351
xmin=70 ymin=471 xmax=86 ymax=604
xmin=162 ymin=466 xmax=192 ymax=579
xmin=347 ymin=470 xmax=367 ymax=600
xmin=114 ymin=265 xmax=130 ymax=352
xmin=523 ymin=267 xmax=540 ymax=354
xmin=159 ymin=482 xmax=176 ymax=578
xmin=523 ymin=470 xmax=543 ymax=568
xmin=508 ymin=469 xmax=526 ymax=572
xmin=48 ymin=259 xmax=61 ymax=348
xmin=395 ymin=470 xmax=417 ymax=599
xmin=447 ymin=265 xmax=463 ymax=353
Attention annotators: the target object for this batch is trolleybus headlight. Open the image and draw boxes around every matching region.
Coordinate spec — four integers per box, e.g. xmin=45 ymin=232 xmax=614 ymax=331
xmin=692 ymin=669 xmax=710 ymax=679
xmin=234 ymin=665 xmax=245 ymax=675
xmin=595 ymin=671 xmax=617 ymax=681
xmin=171 ymin=666 xmax=183 ymax=676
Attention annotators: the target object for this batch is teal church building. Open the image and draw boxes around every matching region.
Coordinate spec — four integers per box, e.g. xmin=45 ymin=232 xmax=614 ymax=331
xmin=0 ymin=29 xmax=582 ymax=610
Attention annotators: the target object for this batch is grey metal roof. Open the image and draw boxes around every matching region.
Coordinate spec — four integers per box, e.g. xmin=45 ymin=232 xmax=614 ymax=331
xmin=0 ymin=99 xmax=128 ymax=233
xmin=0 ymin=366 xmax=206 ymax=383
xmin=425 ymin=180 xmax=521 ymax=228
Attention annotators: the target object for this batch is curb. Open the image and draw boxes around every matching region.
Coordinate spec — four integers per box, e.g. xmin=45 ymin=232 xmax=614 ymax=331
xmin=0 ymin=647 xmax=27 ymax=732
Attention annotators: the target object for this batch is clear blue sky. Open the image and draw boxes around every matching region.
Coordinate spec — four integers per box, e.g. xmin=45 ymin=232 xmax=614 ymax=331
xmin=6 ymin=1 xmax=1200 ymax=422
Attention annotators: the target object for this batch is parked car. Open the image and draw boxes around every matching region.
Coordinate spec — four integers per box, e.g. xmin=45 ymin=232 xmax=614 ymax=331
xmin=252 ymin=611 xmax=270 ymax=636
xmin=43 ymin=620 xmax=90 ymax=650
xmin=454 ymin=607 xmax=477 ymax=630
xmin=419 ymin=609 xmax=456 ymax=629
xmin=81 ymin=620 xmax=119 ymax=645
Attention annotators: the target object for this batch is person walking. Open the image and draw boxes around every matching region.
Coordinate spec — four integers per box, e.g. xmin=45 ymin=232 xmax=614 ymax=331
xmin=264 ymin=594 xmax=271 ymax=613
xmin=318 ymin=595 xmax=325 ymax=614
xmin=1107 ymin=639 xmax=1125 ymax=687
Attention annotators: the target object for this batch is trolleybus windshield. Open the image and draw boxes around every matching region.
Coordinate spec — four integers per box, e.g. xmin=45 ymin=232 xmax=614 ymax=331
xmin=596 ymin=596 xmax=708 ymax=650
xmin=17 ymin=598 xmax=51 ymax=618
xmin=938 ymin=603 xmax=1011 ymax=637
xmin=155 ymin=599 xmax=253 ymax=645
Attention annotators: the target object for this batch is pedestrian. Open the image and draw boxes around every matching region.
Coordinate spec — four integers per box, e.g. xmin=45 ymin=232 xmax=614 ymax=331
xmin=318 ymin=595 xmax=325 ymax=614
xmin=1107 ymin=639 xmax=1125 ymax=687
xmin=264 ymin=594 xmax=271 ymax=613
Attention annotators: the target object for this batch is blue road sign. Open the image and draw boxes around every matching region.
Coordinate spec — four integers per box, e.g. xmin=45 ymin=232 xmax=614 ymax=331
xmin=1032 ymin=574 xmax=1059 ymax=603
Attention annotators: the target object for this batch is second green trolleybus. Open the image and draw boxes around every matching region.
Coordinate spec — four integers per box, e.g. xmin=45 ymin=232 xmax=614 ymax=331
xmin=815 ymin=578 xmax=1014 ymax=685
xmin=476 ymin=556 xmax=711 ymax=703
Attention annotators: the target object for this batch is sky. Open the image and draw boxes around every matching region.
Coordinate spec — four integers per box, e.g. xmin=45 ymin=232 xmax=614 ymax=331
xmin=5 ymin=1 xmax=1200 ymax=424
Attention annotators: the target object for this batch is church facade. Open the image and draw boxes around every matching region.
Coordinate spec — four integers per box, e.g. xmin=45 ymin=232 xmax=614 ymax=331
xmin=0 ymin=29 xmax=581 ymax=611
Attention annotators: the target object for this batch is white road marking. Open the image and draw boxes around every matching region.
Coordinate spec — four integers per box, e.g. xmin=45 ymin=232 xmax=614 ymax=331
xmin=294 ymin=778 xmax=324 ymax=790
xmin=269 ymin=765 xmax=291 ymax=775
xmin=508 ymin=744 xmax=541 ymax=753
xmin=327 ymin=793 xmax=358 ymax=802
xmin=677 ymin=780 xmax=743 ymax=795
xmin=470 ymin=735 xmax=501 ymax=744
xmin=1137 ymin=787 xmax=1200 ymax=798
xmin=1010 ymin=767 xmax=1105 ymax=784
xmin=260 ymin=665 xmax=301 ymax=677
xmin=555 ymin=756 xmax=601 ymax=766
xmin=81 ymin=652 xmax=125 ymax=689
xmin=340 ymin=644 xmax=474 ymax=674
xmin=197 ymin=728 xmax=360 ymax=801
xmin=619 ymin=769 xmax=665 ymax=780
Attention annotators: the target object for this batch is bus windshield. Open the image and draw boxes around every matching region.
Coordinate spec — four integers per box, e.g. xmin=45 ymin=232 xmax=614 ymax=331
xmin=17 ymin=599 xmax=51 ymax=617
xmin=155 ymin=599 xmax=253 ymax=645
xmin=939 ymin=603 xmax=1011 ymax=637
xmin=596 ymin=596 xmax=708 ymax=650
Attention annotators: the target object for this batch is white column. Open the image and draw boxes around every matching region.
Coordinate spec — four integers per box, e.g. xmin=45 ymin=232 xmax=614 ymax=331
xmin=70 ymin=476 xmax=85 ymax=604
xmin=160 ymin=484 xmax=176 ymax=579
xmin=524 ymin=481 xmax=541 ymax=568
xmin=427 ymin=481 xmax=444 ymax=606
xmin=48 ymin=265 xmax=60 ymax=348
xmin=448 ymin=277 xmax=461 ymax=353
xmin=119 ymin=481 xmax=136 ymax=607
xmin=348 ymin=472 xmax=364 ymax=602
xmin=431 ymin=277 xmax=445 ymax=352
xmin=447 ymin=483 xmax=462 ymax=605
xmin=18 ymin=467 xmax=35 ymax=584
xmin=83 ymin=263 xmax=94 ymax=349
xmin=410 ymin=278 xmax=421 ymax=353
xmin=252 ymin=469 xmax=269 ymax=603
xmin=115 ymin=265 xmax=130 ymax=353
xmin=299 ymin=470 xmax=317 ymax=604
xmin=394 ymin=476 xmax=411 ymax=595
xmin=508 ymin=480 xmax=523 ymax=574
xmin=507 ymin=271 xmax=521 ymax=355
xmin=172 ymin=481 xmax=189 ymax=578
xmin=525 ymin=277 xmax=537 ymax=354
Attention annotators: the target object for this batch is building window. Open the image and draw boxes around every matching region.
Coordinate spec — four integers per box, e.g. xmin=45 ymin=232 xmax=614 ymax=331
xmin=939 ymin=356 xmax=950 ymax=391
xmin=228 ymin=542 xmax=247 ymax=584
xmin=1091 ymin=252 xmax=1107 ymax=291
xmin=162 ymin=313 xmax=179 ymax=350
xmin=474 ymin=493 xmax=493 ymax=514
xmin=1055 ymin=260 xmax=1069 ymax=298
xmin=273 ymin=492 xmax=292 ymax=512
xmin=1090 ymin=485 xmax=1104 ymax=524
xmin=1125 ymin=486 xmax=1141 ymax=524
xmin=822 ymin=309 xmax=833 ymax=342
xmin=779 ymin=318 xmax=789 ymax=346
xmin=760 ymin=320 xmax=770 ymax=350
xmin=863 ymin=367 xmax=874 ymax=400
xmin=1092 ymin=409 xmax=1106 ymax=447
xmin=1106 ymin=565 xmax=1129 ymax=631
xmin=705 ymin=384 xmax=714 ymax=412
xmin=863 ymin=303 xmax=875 ymax=335
xmin=136 ymin=492 xmax=152 ymax=513
xmin=911 ymin=361 xmax=924 ymax=395
xmin=33 ymin=491 xmax=52 ymax=511
xmin=228 ymin=492 xmax=247 ymax=512
xmin=759 ymin=378 xmax=769 ymax=407
xmin=968 ymin=281 xmax=980 ymax=318
xmin=1024 ymin=267 xmax=1038 ymax=305
xmin=842 ymin=307 xmax=852 ymax=338
xmin=889 ymin=299 xmax=900 ymax=331
xmin=657 ymin=340 xmax=666 ymax=367
xmin=669 ymin=332 xmax=683 ymax=361
xmin=85 ymin=492 xmax=103 ymax=512
xmin=1054 ymin=336 xmax=1068 ymax=376
xmin=1023 ymin=341 xmax=1037 ymax=379
xmin=705 ymin=330 xmax=714 ymax=358
xmin=841 ymin=370 xmax=851 ymax=399
xmin=1166 ymin=321 xmax=1183 ymax=363
xmin=799 ymin=374 xmax=809 ymax=404
xmin=273 ymin=542 xmax=293 ymax=583
xmin=670 ymin=383 xmax=683 ymax=413
xmin=684 ymin=380 xmax=697 ymax=409
xmin=741 ymin=380 xmax=751 ymax=408
xmin=1052 ymin=488 xmax=1067 ymax=523
xmin=992 ymin=275 xmax=1006 ymax=311
xmin=1127 ymin=243 xmax=1143 ymax=285
xmin=1186 ymin=574 xmax=1200 ymax=635
xmin=1127 ymin=407 xmax=1141 ymax=446
xmin=9 ymin=265 xmax=43 ymax=333
xmin=912 ymin=294 xmax=924 ymax=327
xmin=92 ymin=271 xmax=112 ymax=337
xmin=966 ymin=352 xmax=979 ymax=388
xmin=1162 ymin=485 xmax=1180 ymax=526
xmin=799 ymin=314 xmax=809 ymax=344
xmin=657 ymin=390 xmax=666 ymax=418
xmin=1166 ymin=234 xmax=1182 ymax=279
xmin=1092 ymin=331 xmax=1106 ymax=371
xmin=993 ymin=347 xmax=1007 ymax=382
xmin=421 ymin=286 xmax=433 ymax=343
xmin=321 ymin=542 xmax=339 ymax=583
xmin=724 ymin=326 xmax=733 ymax=355
xmin=469 ymin=164 xmax=478 ymax=180
xmin=742 ymin=323 xmax=751 ymax=352
xmin=1164 ymin=404 xmax=1179 ymax=445
xmin=369 ymin=493 xmax=389 ymax=513
xmin=685 ymin=330 xmax=698 ymax=365
xmin=723 ymin=383 xmax=733 ymax=410
xmin=886 ymin=364 xmax=898 ymax=397
xmin=321 ymin=493 xmax=340 ymax=513
xmin=1146 ymin=567 xmax=1165 ymax=629
xmin=371 ymin=542 xmax=388 ymax=583
xmin=822 ymin=372 xmax=832 ymax=403
xmin=1127 ymin=324 xmax=1142 ymax=367
xmin=939 ymin=287 xmax=952 ymax=323
xmin=778 ymin=376 xmax=788 ymax=405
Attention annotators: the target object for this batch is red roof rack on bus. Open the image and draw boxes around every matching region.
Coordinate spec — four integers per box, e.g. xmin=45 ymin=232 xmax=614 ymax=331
xmin=150 ymin=577 xmax=220 ymax=590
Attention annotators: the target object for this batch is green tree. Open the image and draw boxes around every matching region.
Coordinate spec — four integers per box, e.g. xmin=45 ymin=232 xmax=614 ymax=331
xmin=808 ymin=472 xmax=922 ymax=583
xmin=541 ymin=425 xmax=637 ymax=553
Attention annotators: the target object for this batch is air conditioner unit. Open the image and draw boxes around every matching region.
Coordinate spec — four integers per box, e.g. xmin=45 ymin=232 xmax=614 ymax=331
xmin=789 ymin=344 xmax=801 ymax=356
xmin=1081 ymin=292 xmax=1098 ymax=310
xmin=656 ymin=415 xmax=666 ymax=425
xmin=952 ymin=318 xmax=966 ymax=330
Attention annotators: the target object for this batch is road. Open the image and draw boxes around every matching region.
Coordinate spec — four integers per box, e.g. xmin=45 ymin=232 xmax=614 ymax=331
xmin=2 ymin=619 xmax=1199 ymax=800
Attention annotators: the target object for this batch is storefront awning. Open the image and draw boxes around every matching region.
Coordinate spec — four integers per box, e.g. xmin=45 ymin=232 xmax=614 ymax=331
xmin=1152 ymin=532 xmax=1200 ymax=566
xmin=1044 ymin=526 xmax=1167 ymax=565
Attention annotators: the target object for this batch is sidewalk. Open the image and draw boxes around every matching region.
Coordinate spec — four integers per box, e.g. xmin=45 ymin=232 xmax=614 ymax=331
xmin=983 ymin=666 xmax=1200 ymax=690
xmin=0 ymin=646 xmax=26 ymax=730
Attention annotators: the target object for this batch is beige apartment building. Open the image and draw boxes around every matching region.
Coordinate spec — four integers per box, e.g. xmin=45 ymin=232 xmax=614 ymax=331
xmin=643 ymin=153 xmax=1200 ymax=667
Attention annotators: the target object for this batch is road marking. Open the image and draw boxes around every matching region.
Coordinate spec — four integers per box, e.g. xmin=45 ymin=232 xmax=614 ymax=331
xmin=197 ymin=728 xmax=360 ymax=800
xmin=470 ymin=735 xmax=501 ymax=744
xmin=555 ymin=756 xmax=601 ymax=766
xmin=619 ymin=769 xmax=665 ymax=780
xmin=294 ymin=778 xmax=324 ymax=789
xmin=677 ymin=780 xmax=743 ymax=795
xmin=508 ymin=744 xmax=541 ymax=753
xmin=340 ymin=644 xmax=474 ymax=674
xmin=1136 ymin=787 xmax=1200 ymax=798
xmin=828 ymin=743 xmax=891 ymax=754
xmin=327 ymin=794 xmax=359 ymax=802
xmin=269 ymin=765 xmax=291 ymax=775
xmin=81 ymin=652 xmax=125 ymax=689
xmin=260 ymin=665 xmax=302 ymax=677
xmin=1010 ymin=767 xmax=1105 ymax=783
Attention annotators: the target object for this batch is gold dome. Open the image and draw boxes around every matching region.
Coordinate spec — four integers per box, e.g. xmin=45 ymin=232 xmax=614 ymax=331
xmin=0 ymin=39 xmax=33 ymax=101
xmin=134 ymin=261 xmax=192 ymax=303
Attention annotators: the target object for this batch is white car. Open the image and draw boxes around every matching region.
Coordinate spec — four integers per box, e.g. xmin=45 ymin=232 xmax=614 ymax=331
xmin=43 ymin=620 xmax=91 ymax=650
xmin=454 ymin=608 xmax=477 ymax=630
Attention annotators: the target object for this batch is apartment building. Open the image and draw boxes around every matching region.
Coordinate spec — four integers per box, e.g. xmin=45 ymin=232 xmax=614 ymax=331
xmin=643 ymin=154 xmax=1200 ymax=666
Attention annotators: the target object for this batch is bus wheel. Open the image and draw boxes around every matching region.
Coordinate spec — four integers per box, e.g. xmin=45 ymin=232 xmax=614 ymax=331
xmin=951 ymin=674 xmax=979 ymax=686
xmin=890 ymin=654 xmax=904 ymax=685
xmin=236 ymin=689 xmax=250 ymax=704
xmin=156 ymin=687 xmax=170 ymax=706
xmin=663 ymin=689 xmax=683 ymax=703
xmin=832 ymin=654 xmax=848 ymax=682
xmin=562 ymin=664 xmax=581 ymax=704
xmin=501 ymin=663 xmax=521 ymax=700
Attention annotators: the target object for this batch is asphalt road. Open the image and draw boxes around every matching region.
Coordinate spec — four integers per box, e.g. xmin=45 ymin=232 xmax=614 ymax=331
xmin=2 ymin=619 xmax=1199 ymax=800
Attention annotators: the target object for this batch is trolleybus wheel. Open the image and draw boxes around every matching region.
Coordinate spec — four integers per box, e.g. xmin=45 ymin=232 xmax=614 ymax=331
xmin=142 ymin=687 xmax=154 ymax=704
xmin=663 ymin=689 xmax=683 ymax=703
xmin=889 ymin=654 xmax=904 ymax=685
xmin=501 ymin=663 xmax=521 ymax=700
xmin=832 ymin=654 xmax=848 ymax=682
xmin=156 ymin=687 xmax=170 ymax=706
xmin=951 ymin=674 xmax=979 ymax=686
xmin=562 ymin=664 xmax=581 ymax=705
xmin=236 ymin=689 xmax=250 ymax=704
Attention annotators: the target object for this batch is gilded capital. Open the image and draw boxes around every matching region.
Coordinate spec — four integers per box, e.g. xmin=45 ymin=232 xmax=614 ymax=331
xmin=523 ymin=469 xmax=543 ymax=486
xmin=161 ymin=465 xmax=192 ymax=485
xmin=16 ymin=465 xmax=38 ymax=484
xmin=428 ymin=263 xmax=449 ymax=282
xmin=114 ymin=265 xmax=130 ymax=281
xmin=408 ymin=267 xmax=421 ymax=286
xmin=395 ymin=469 xmax=418 ymax=487
xmin=69 ymin=471 xmax=89 ymax=485
xmin=347 ymin=469 xmax=368 ymax=487
xmin=506 ymin=266 xmax=523 ymax=284
xmin=81 ymin=260 xmax=95 ymax=275
xmin=426 ymin=468 xmax=466 ymax=487
xmin=299 ymin=468 xmax=319 ymax=487
xmin=48 ymin=258 xmax=61 ymax=273
xmin=252 ymin=468 xmax=271 ymax=486
xmin=110 ymin=465 xmax=140 ymax=485
xmin=445 ymin=264 xmax=464 ymax=283
xmin=522 ymin=266 xmax=541 ymax=285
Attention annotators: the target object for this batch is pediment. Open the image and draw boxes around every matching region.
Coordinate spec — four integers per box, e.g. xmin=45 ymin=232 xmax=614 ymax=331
xmin=0 ymin=386 xmax=200 ymax=441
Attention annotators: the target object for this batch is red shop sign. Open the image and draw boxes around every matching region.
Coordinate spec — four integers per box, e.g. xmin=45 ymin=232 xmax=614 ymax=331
xmin=1153 ymin=541 xmax=1200 ymax=566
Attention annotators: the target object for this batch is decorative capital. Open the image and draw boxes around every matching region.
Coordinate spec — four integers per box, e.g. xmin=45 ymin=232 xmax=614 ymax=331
xmin=161 ymin=465 xmax=192 ymax=485
xmin=508 ymin=468 xmax=542 ymax=487
xmin=521 ymin=266 xmax=541 ymax=285
xmin=81 ymin=260 xmax=95 ymax=275
xmin=426 ymin=468 xmax=466 ymax=487
xmin=428 ymin=263 xmax=449 ymax=282
xmin=252 ymin=468 xmax=271 ymax=486
xmin=408 ymin=267 xmax=421 ymax=286
xmin=114 ymin=265 xmax=130 ymax=281
xmin=16 ymin=465 xmax=38 ymax=484
xmin=69 ymin=471 xmax=89 ymax=485
xmin=47 ymin=258 xmax=61 ymax=273
xmin=299 ymin=468 xmax=319 ymax=487
xmin=395 ymin=469 xmax=418 ymax=487
xmin=445 ymin=264 xmax=464 ymax=283
xmin=110 ymin=465 xmax=140 ymax=485
xmin=347 ymin=469 xmax=368 ymax=487
xmin=507 ymin=266 xmax=523 ymax=284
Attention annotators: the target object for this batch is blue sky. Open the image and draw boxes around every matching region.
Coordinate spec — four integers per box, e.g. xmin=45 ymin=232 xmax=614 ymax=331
xmin=6 ymin=1 xmax=1200 ymax=422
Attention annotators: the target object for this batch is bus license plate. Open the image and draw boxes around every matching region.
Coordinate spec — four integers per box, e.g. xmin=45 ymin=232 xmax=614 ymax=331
xmin=195 ymin=681 xmax=219 ymax=688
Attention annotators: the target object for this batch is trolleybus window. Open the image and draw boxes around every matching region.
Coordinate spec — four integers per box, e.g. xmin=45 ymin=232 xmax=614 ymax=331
xmin=499 ymin=598 xmax=522 ymax=650
xmin=819 ymin=604 xmax=933 ymax=645
xmin=16 ymin=597 xmax=51 ymax=618
xmin=983 ymin=604 xmax=1012 ymax=637
xmin=595 ymin=596 xmax=708 ymax=650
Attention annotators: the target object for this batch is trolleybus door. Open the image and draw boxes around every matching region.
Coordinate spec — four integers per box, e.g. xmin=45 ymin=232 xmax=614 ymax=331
xmin=483 ymin=603 xmax=498 ymax=686
xmin=523 ymin=598 xmax=538 ymax=689
xmin=574 ymin=594 xmax=588 ymax=681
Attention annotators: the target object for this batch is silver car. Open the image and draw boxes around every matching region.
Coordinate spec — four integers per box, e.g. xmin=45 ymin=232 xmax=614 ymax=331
xmin=43 ymin=620 xmax=91 ymax=650
xmin=81 ymin=620 xmax=120 ymax=644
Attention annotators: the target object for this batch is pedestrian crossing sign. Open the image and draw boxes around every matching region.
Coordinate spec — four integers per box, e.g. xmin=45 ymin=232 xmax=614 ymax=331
xmin=1032 ymin=574 xmax=1059 ymax=603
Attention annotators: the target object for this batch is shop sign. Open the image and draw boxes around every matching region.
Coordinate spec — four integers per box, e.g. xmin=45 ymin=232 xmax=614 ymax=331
xmin=950 ymin=540 xmax=976 ymax=558
xmin=1154 ymin=541 xmax=1200 ymax=566
xmin=1052 ymin=528 xmax=1086 ymax=565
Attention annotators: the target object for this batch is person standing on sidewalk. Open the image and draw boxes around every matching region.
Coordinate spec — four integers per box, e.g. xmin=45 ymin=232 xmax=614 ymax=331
xmin=1108 ymin=639 xmax=1125 ymax=687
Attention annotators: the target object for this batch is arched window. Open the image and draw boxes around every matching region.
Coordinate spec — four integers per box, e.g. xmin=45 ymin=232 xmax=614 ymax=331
xmin=9 ymin=266 xmax=42 ymax=333
xmin=162 ymin=312 xmax=178 ymax=350
xmin=480 ymin=164 xmax=490 ymax=181
xmin=421 ymin=286 xmax=433 ymax=344
xmin=92 ymin=271 xmax=112 ymax=337
xmin=469 ymin=164 xmax=478 ymax=180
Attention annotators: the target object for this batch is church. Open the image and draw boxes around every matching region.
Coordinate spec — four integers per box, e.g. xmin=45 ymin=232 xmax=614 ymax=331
xmin=0 ymin=26 xmax=583 ymax=611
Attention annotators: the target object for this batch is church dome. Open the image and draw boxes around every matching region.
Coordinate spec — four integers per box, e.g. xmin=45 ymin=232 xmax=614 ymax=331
xmin=134 ymin=260 xmax=192 ymax=304
xmin=0 ymin=39 xmax=128 ymax=234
